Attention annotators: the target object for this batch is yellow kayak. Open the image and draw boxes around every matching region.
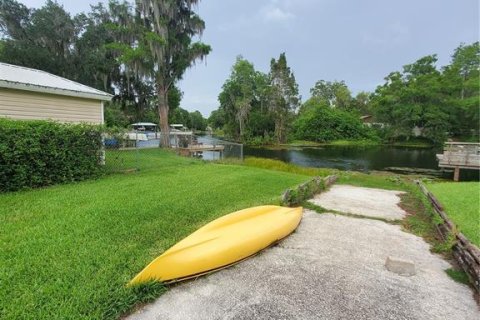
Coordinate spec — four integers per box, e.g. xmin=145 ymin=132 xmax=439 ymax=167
xmin=129 ymin=205 xmax=303 ymax=285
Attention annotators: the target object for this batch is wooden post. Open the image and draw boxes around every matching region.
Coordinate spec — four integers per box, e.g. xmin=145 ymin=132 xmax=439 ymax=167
xmin=453 ymin=166 xmax=460 ymax=182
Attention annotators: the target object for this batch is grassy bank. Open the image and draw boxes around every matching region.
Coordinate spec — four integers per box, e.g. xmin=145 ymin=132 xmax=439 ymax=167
xmin=391 ymin=141 xmax=434 ymax=148
xmin=242 ymin=157 xmax=333 ymax=177
xmin=265 ymin=139 xmax=433 ymax=148
xmin=279 ymin=139 xmax=380 ymax=147
xmin=283 ymin=140 xmax=324 ymax=147
xmin=0 ymin=149 xmax=309 ymax=320
xmin=328 ymin=139 xmax=381 ymax=146
xmin=427 ymin=182 xmax=480 ymax=246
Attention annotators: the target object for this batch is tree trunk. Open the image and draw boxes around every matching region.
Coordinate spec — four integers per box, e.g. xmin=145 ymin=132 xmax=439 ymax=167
xmin=460 ymin=73 xmax=466 ymax=100
xmin=275 ymin=115 xmax=286 ymax=144
xmin=239 ymin=117 xmax=244 ymax=141
xmin=157 ymin=85 xmax=170 ymax=147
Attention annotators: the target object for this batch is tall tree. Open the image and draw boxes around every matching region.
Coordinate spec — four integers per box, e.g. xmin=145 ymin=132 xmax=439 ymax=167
xmin=0 ymin=0 xmax=30 ymax=39
xmin=117 ymin=0 xmax=211 ymax=146
xmin=442 ymin=42 xmax=480 ymax=137
xmin=352 ymin=91 xmax=371 ymax=115
xmin=0 ymin=0 xmax=77 ymax=77
xmin=218 ymin=56 xmax=258 ymax=140
xmin=1 ymin=0 xmax=201 ymax=129
xmin=268 ymin=53 xmax=300 ymax=143
xmin=310 ymin=80 xmax=352 ymax=109
xmin=189 ymin=110 xmax=207 ymax=131
xmin=207 ymin=108 xmax=226 ymax=130
xmin=372 ymin=55 xmax=449 ymax=143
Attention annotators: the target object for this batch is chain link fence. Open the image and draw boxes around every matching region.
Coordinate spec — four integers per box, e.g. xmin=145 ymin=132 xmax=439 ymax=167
xmin=196 ymin=135 xmax=243 ymax=161
xmin=103 ymin=130 xmax=243 ymax=173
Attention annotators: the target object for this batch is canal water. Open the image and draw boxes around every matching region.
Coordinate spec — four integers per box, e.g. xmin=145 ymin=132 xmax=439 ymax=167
xmin=243 ymin=144 xmax=479 ymax=181
xmin=244 ymin=145 xmax=439 ymax=171
xmin=191 ymin=135 xmax=478 ymax=181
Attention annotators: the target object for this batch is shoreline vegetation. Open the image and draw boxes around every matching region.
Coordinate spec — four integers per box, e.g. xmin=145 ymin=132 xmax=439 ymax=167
xmin=211 ymin=130 xmax=461 ymax=149
xmin=208 ymin=43 xmax=479 ymax=150
xmin=242 ymin=139 xmax=436 ymax=149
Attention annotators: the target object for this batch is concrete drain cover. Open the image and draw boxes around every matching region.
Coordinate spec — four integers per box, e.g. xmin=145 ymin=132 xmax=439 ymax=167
xmin=385 ymin=256 xmax=416 ymax=276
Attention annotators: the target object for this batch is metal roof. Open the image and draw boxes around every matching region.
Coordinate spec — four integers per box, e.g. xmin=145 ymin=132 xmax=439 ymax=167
xmin=0 ymin=62 xmax=113 ymax=101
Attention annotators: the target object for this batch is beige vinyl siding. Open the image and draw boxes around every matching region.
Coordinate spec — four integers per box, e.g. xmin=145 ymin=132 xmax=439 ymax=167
xmin=0 ymin=88 xmax=103 ymax=124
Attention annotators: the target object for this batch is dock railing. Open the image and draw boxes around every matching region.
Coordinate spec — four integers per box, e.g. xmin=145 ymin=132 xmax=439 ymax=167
xmin=436 ymin=142 xmax=480 ymax=181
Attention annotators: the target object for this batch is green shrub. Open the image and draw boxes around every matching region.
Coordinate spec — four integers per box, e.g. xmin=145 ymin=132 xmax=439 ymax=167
xmin=293 ymin=98 xmax=377 ymax=142
xmin=246 ymin=133 xmax=275 ymax=146
xmin=0 ymin=118 xmax=103 ymax=192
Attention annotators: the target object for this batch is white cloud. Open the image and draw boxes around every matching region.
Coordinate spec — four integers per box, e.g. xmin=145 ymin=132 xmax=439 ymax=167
xmin=259 ymin=0 xmax=297 ymax=23
xmin=216 ymin=0 xmax=300 ymax=32
xmin=262 ymin=7 xmax=295 ymax=22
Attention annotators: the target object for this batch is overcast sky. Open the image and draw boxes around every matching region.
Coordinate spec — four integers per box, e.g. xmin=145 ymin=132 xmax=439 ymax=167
xmin=21 ymin=0 xmax=479 ymax=117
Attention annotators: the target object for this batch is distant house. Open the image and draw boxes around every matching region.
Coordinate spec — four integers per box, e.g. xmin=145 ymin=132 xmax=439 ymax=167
xmin=412 ymin=125 xmax=424 ymax=137
xmin=0 ymin=62 xmax=112 ymax=124
xmin=360 ymin=115 xmax=385 ymax=128
xmin=360 ymin=115 xmax=373 ymax=124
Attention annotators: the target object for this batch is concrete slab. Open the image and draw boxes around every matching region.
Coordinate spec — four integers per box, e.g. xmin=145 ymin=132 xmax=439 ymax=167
xmin=127 ymin=211 xmax=478 ymax=320
xmin=309 ymin=185 xmax=406 ymax=220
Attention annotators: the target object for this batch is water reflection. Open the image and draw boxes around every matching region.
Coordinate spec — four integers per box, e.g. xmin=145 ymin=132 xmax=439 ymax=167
xmin=244 ymin=145 xmax=479 ymax=181
xmin=191 ymin=135 xmax=478 ymax=180
xmin=243 ymin=145 xmax=439 ymax=171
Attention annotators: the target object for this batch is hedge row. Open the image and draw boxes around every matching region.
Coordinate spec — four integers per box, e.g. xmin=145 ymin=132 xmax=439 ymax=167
xmin=0 ymin=118 xmax=103 ymax=192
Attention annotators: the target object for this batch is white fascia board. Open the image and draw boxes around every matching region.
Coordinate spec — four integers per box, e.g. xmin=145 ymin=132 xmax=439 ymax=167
xmin=0 ymin=80 xmax=113 ymax=101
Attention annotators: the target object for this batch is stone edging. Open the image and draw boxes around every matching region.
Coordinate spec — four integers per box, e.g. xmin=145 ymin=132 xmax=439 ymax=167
xmin=281 ymin=175 xmax=337 ymax=207
xmin=416 ymin=180 xmax=480 ymax=292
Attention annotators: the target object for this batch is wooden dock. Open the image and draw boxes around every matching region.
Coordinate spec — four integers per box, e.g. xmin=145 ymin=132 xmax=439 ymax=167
xmin=436 ymin=142 xmax=480 ymax=181
xmin=177 ymin=144 xmax=225 ymax=158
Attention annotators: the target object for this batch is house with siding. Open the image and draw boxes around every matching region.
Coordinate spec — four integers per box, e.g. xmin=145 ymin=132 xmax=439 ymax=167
xmin=0 ymin=62 xmax=112 ymax=124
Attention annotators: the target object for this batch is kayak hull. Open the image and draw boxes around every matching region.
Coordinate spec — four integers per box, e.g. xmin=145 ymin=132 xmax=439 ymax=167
xmin=129 ymin=205 xmax=303 ymax=285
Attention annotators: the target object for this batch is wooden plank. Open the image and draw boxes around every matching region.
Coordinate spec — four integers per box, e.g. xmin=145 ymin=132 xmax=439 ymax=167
xmin=437 ymin=152 xmax=480 ymax=169
xmin=186 ymin=145 xmax=225 ymax=152
xmin=453 ymin=167 xmax=460 ymax=181
xmin=458 ymin=233 xmax=480 ymax=264
xmin=439 ymin=153 xmax=480 ymax=159
xmin=444 ymin=142 xmax=480 ymax=146
xmin=427 ymin=191 xmax=444 ymax=211
xmin=438 ymin=165 xmax=480 ymax=170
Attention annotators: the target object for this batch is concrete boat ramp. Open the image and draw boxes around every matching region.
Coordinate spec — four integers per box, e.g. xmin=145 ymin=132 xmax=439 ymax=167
xmin=127 ymin=185 xmax=479 ymax=320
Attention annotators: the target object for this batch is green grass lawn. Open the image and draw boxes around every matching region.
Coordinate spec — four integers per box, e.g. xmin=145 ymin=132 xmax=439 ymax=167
xmin=427 ymin=182 xmax=480 ymax=246
xmin=0 ymin=149 xmax=309 ymax=320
